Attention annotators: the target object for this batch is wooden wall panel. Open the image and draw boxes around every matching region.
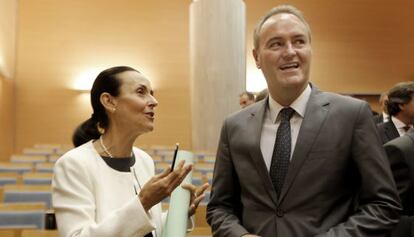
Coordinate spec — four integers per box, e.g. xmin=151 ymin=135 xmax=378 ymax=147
xmin=13 ymin=0 xmax=414 ymax=152
xmin=15 ymin=0 xmax=192 ymax=151
xmin=0 ymin=0 xmax=17 ymax=79
xmin=0 ymin=75 xmax=15 ymax=161
xmin=0 ymin=0 xmax=17 ymax=161
xmin=245 ymin=0 xmax=414 ymax=94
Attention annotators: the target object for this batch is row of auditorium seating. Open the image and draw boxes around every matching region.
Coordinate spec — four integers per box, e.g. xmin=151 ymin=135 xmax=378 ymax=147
xmin=0 ymin=144 xmax=216 ymax=235
xmin=0 ymin=145 xmax=70 ymax=230
xmin=0 ymin=172 xmax=53 ymax=186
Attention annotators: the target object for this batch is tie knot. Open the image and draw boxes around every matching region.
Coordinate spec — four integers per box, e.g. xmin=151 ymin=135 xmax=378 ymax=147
xmin=279 ymin=107 xmax=295 ymax=122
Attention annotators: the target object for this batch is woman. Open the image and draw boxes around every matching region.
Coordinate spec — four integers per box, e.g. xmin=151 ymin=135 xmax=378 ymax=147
xmin=52 ymin=66 xmax=209 ymax=237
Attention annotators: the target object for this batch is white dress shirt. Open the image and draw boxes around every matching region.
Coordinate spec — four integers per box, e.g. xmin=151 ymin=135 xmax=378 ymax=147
xmin=391 ymin=116 xmax=412 ymax=137
xmin=260 ymin=85 xmax=311 ymax=171
xmin=382 ymin=112 xmax=389 ymax=123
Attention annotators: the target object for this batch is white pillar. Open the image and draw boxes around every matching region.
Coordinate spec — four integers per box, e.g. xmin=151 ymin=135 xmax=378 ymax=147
xmin=190 ymin=0 xmax=246 ymax=152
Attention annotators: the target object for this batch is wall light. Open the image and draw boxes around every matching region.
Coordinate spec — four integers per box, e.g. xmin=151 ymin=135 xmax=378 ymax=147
xmin=72 ymin=68 xmax=103 ymax=92
xmin=246 ymin=66 xmax=267 ymax=92
xmin=0 ymin=56 xmax=6 ymax=78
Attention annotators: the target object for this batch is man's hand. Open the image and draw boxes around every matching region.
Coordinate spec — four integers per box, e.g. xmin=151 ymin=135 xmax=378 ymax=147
xmin=182 ymin=182 xmax=210 ymax=217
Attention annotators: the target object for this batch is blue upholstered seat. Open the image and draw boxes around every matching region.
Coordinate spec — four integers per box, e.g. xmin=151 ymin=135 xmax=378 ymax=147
xmin=0 ymin=211 xmax=45 ymax=229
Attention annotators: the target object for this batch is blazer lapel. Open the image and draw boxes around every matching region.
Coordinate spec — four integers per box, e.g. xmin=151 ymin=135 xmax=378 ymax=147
xmin=385 ymin=121 xmax=400 ymax=141
xmin=278 ymin=88 xmax=330 ymax=203
xmin=247 ymin=98 xmax=279 ymax=205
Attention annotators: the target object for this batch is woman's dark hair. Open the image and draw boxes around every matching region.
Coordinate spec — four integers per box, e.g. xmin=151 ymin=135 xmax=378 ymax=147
xmin=386 ymin=81 xmax=414 ymax=116
xmin=72 ymin=66 xmax=139 ymax=147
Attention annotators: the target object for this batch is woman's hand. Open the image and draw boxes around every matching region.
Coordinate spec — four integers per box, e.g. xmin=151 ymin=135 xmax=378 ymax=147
xmin=139 ymin=160 xmax=192 ymax=211
xmin=182 ymin=182 xmax=210 ymax=217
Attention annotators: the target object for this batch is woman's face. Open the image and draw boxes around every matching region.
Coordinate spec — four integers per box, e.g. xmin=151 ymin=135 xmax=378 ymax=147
xmin=111 ymin=70 xmax=158 ymax=134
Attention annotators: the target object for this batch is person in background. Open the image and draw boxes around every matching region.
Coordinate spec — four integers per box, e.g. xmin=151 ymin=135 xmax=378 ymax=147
xmin=53 ymin=66 xmax=209 ymax=237
xmin=207 ymin=5 xmax=401 ymax=237
xmin=384 ymin=128 xmax=414 ymax=237
xmin=378 ymin=82 xmax=414 ymax=144
xmin=255 ymin=88 xmax=268 ymax=102
xmin=239 ymin=91 xmax=255 ymax=109
xmin=374 ymin=92 xmax=390 ymax=124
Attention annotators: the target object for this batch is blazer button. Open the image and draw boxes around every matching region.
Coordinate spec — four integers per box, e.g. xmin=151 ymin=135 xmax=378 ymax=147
xmin=276 ymin=208 xmax=284 ymax=217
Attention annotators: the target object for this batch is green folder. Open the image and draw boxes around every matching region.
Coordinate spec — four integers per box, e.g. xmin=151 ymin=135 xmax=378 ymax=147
xmin=162 ymin=150 xmax=193 ymax=237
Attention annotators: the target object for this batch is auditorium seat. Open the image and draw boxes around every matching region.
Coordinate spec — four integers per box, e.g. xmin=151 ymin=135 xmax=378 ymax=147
xmin=10 ymin=155 xmax=48 ymax=164
xmin=2 ymin=185 xmax=53 ymax=209
xmin=0 ymin=202 xmax=47 ymax=229
xmin=0 ymin=163 xmax=33 ymax=174
xmin=22 ymin=173 xmax=53 ymax=185
xmin=201 ymin=156 xmax=215 ymax=164
xmin=34 ymin=163 xmax=54 ymax=173
xmin=194 ymin=163 xmax=214 ymax=175
xmin=47 ymin=155 xmax=60 ymax=163
xmin=22 ymin=148 xmax=54 ymax=157
xmin=0 ymin=173 xmax=21 ymax=186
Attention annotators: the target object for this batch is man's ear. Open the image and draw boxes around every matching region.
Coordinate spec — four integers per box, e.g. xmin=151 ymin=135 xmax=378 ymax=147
xmin=253 ymin=49 xmax=261 ymax=69
xmin=100 ymin=92 xmax=117 ymax=113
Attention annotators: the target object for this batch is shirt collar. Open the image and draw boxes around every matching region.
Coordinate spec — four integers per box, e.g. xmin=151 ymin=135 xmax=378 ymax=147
xmin=268 ymin=84 xmax=311 ymax=123
xmin=392 ymin=116 xmax=410 ymax=129
xmin=383 ymin=112 xmax=389 ymax=122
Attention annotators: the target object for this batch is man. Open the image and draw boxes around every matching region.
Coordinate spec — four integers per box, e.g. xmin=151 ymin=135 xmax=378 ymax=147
xmin=207 ymin=5 xmax=401 ymax=237
xmin=384 ymin=129 xmax=414 ymax=236
xmin=239 ymin=91 xmax=255 ymax=109
xmin=377 ymin=82 xmax=414 ymax=144
xmin=373 ymin=92 xmax=390 ymax=124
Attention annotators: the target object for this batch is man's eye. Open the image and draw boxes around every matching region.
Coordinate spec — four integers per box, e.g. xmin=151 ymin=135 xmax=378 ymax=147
xmin=269 ymin=42 xmax=282 ymax=48
xmin=295 ymin=39 xmax=305 ymax=45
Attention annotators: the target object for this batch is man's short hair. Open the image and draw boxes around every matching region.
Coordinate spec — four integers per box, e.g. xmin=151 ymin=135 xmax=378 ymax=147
xmin=240 ymin=91 xmax=255 ymax=101
xmin=253 ymin=4 xmax=312 ymax=50
xmin=385 ymin=81 xmax=414 ymax=116
xmin=379 ymin=92 xmax=388 ymax=104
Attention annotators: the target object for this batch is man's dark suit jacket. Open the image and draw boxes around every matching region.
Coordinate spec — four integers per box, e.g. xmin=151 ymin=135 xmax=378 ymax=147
xmin=207 ymin=86 xmax=401 ymax=237
xmin=384 ymin=130 xmax=414 ymax=237
xmin=373 ymin=113 xmax=385 ymax=124
xmin=378 ymin=119 xmax=400 ymax=144
xmin=385 ymin=130 xmax=414 ymax=215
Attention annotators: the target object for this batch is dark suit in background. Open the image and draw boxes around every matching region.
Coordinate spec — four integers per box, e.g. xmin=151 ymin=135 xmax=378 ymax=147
xmin=385 ymin=130 xmax=414 ymax=237
xmin=378 ymin=120 xmax=400 ymax=144
xmin=374 ymin=113 xmax=386 ymax=124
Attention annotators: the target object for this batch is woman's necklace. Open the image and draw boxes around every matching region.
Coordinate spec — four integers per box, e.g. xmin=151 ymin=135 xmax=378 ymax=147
xmin=99 ymin=136 xmax=133 ymax=158
xmin=99 ymin=135 xmax=114 ymax=158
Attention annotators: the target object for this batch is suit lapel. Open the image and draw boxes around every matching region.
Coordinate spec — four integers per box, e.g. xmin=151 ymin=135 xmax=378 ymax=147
xmin=385 ymin=121 xmax=400 ymax=141
xmin=278 ymin=88 xmax=330 ymax=203
xmin=247 ymin=98 xmax=279 ymax=205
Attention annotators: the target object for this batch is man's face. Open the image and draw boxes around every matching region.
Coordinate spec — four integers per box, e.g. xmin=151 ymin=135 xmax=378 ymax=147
xmin=239 ymin=94 xmax=254 ymax=108
xmin=400 ymin=96 xmax=414 ymax=124
xmin=253 ymin=13 xmax=312 ymax=93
